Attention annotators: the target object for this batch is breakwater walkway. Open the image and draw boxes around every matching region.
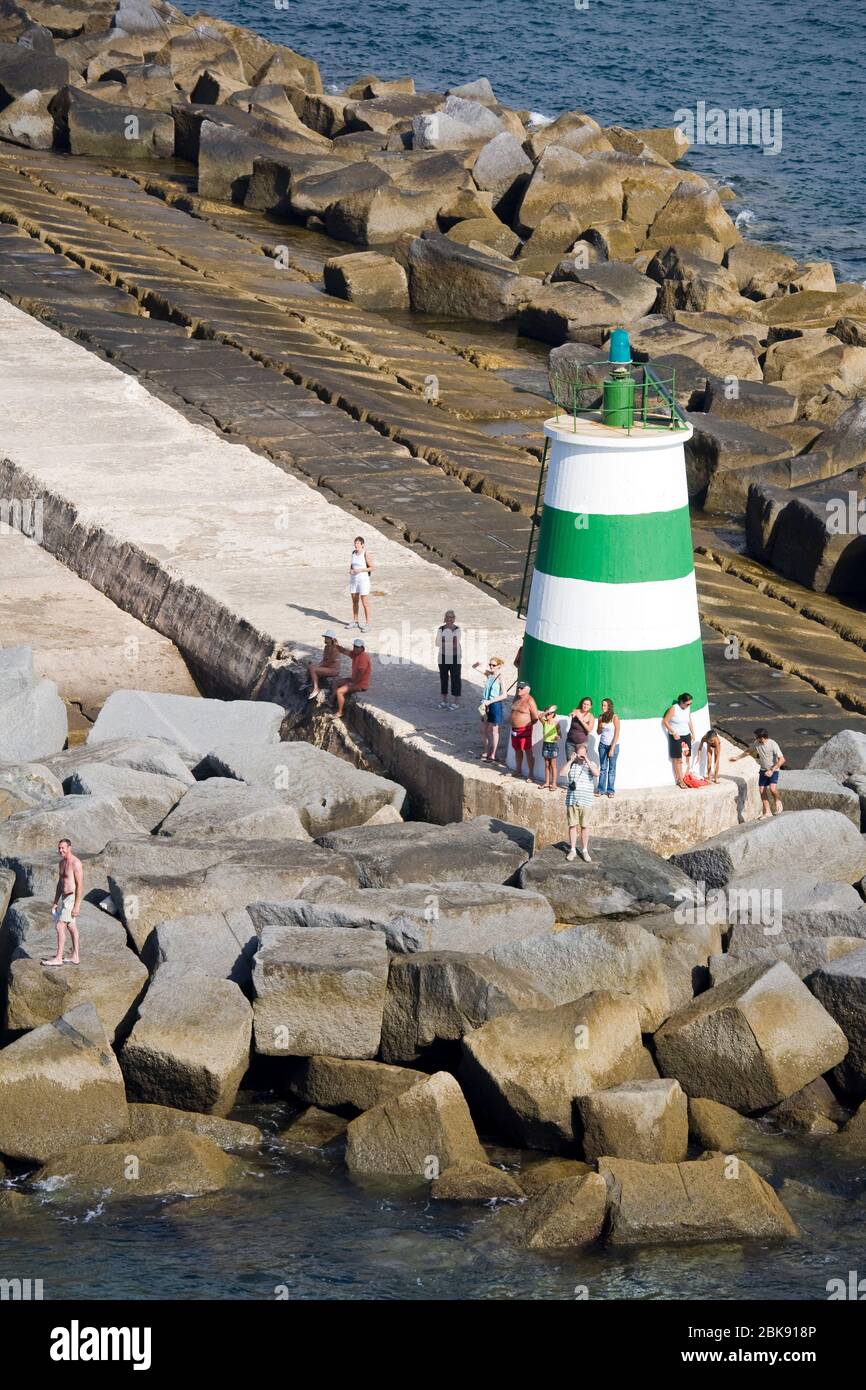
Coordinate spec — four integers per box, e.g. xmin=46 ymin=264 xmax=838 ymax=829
xmin=1 ymin=147 xmax=865 ymax=817
xmin=0 ymin=292 xmax=758 ymax=853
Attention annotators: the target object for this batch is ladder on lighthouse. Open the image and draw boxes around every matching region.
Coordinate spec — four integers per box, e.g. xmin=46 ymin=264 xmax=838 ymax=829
xmin=517 ymin=435 xmax=549 ymax=620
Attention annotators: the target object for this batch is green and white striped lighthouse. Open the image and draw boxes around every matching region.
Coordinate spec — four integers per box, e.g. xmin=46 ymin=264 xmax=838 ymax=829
xmin=520 ymin=331 xmax=709 ymax=788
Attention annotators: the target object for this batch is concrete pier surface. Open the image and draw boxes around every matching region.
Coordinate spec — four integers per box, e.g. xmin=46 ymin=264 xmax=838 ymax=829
xmin=0 ymin=297 xmax=761 ymax=852
xmin=0 ymin=145 xmax=864 ymax=779
xmin=0 ymin=525 xmax=196 ymax=738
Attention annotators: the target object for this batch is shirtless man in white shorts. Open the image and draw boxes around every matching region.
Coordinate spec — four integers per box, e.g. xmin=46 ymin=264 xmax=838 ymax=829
xmin=43 ymin=838 xmax=84 ymax=966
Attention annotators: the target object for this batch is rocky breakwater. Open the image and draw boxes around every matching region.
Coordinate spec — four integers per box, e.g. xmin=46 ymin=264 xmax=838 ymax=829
xmin=1 ymin=0 xmax=864 ymax=533
xmin=744 ymin=399 xmax=866 ymax=599
xmin=2 ymin=672 xmax=866 ymax=1253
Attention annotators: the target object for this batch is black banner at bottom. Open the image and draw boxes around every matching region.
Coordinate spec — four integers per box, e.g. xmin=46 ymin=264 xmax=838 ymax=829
xmin=1 ymin=1297 xmax=858 ymax=1374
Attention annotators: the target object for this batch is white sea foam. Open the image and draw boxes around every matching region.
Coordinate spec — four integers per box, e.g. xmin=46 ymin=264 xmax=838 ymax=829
xmin=34 ymin=1173 xmax=70 ymax=1191
xmin=735 ymin=208 xmax=756 ymax=229
xmin=527 ymin=111 xmax=554 ymax=127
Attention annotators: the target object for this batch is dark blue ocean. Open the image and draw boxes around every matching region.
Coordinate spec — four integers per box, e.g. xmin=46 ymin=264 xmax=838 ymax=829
xmin=182 ymin=0 xmax=865 ymax=281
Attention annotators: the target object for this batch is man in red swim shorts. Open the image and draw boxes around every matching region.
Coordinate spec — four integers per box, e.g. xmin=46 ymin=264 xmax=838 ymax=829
xmin=509 ymin=680 xmax=539 ymax=781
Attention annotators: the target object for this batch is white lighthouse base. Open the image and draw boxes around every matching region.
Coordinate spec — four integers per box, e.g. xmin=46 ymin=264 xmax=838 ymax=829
xmin=505 ymin=705 xmax=712 ymax=790
xmin=466 ymin=733 xmax=761 ymax=857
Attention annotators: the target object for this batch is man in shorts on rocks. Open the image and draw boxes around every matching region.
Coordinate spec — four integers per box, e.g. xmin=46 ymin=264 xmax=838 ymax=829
xmin=733 ymin=727 xmax=785 ymax=816
xmin=42 ymin=838 xmax=83 ymax=966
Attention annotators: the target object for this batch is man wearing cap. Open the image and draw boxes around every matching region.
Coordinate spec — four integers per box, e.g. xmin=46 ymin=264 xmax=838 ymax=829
xmin=509 ymin=680 xmax=539 ymax=781
xmin=334 ymin=637 xmax=372 ymax=718
xmin=308 ymin=629 xmax=342 ymax=701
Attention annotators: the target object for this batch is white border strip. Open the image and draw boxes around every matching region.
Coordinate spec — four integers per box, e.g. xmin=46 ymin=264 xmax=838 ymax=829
xmin=544 ymin=440 xmax=690 ymax=516
xmin=526 ymin=568 xmax=701 ymax=652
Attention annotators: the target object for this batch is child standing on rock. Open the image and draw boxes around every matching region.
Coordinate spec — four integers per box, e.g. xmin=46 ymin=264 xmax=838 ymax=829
xmin=733 ymin=727 xmax=785 ymax=816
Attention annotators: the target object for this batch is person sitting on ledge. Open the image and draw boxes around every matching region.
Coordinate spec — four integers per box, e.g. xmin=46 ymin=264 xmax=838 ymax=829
xmin=308 ymin=629 xmax=342 ymax=703
xmin=333 ymin=637 xmax=371 ymax=719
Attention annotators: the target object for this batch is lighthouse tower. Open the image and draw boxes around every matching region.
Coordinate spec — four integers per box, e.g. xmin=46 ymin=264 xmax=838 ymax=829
xmin=520 ymin=331 xmax=709 ymax=789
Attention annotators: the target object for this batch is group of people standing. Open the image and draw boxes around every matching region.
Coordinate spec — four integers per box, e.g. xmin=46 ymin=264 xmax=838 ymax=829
xmin=473 ymin=658 xmax=621 ymax=796
xmin=308 ymin=571 xmax=738 ymax=808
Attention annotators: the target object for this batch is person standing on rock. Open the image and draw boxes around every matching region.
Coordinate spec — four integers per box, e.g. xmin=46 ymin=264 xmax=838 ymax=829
xmin=333 ymin=637 xmax=372 ymax=719
xmin=564 ymin=745 xmax=599 ymax=862
xmin=733 ymin=727 xmax=785 ymax=816
xmin=308 ymin=629 xmax=342 ymax=702
xmin=42 ymin=838 xmax=83 ymax=967
xmin=566 ymin=696 xmax=595 ymax=759
xmin=509 ymin=680 xmax=540 ymax=781
xmin=473 ymin=656 xmax=505 ymax=762
xmin=436 ymin=610 xmax=462 ymax=709
xmin=596 ymin=697 xmax=620 ymax=797
xmin=663 ymin=692 xmax=695 ymax=788
xmin=348 ymin=536 xmax=373 ymax=632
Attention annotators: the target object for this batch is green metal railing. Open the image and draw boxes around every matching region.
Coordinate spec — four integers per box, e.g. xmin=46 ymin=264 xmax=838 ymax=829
xmin=549 ymin=360 xmax=688 ymax=433
xmin=518 ymin=360 xmax=689 ymax=616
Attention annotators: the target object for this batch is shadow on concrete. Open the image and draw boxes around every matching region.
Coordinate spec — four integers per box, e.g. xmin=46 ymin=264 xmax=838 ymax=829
xmin=286 ymin=602 xmax=346 ymax=626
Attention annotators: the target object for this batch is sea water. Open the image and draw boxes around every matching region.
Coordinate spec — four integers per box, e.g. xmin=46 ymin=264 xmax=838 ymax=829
xmin=3 ymin=1097 xmax=866 ymax=1300
xmin=183 ymin=0 xmax=866 ymax=281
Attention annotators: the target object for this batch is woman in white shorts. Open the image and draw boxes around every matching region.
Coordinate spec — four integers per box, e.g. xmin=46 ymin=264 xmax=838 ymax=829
xmin=349 ymin=535 xmax=373 ymax=631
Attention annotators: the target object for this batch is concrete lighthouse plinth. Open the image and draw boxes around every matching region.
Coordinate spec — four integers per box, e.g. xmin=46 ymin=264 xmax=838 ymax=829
xmin=520 ymin=412 xmax=709 ymax=790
